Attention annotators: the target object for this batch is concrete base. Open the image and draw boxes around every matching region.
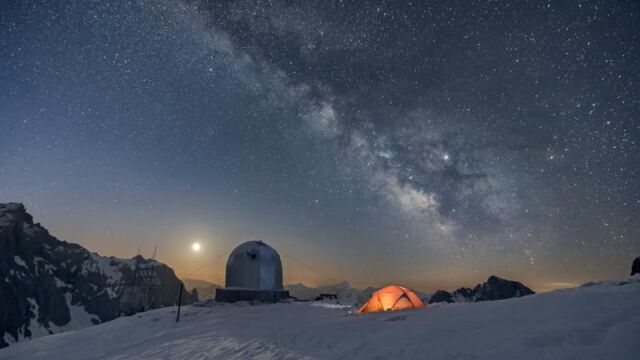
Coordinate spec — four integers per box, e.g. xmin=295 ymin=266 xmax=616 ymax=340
xmin=215 ymin=288 xmax=290 ymax=303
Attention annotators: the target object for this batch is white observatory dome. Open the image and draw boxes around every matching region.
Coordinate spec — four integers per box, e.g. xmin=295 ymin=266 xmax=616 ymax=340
xmin=224 ymin=240 xmax=284 ymax=290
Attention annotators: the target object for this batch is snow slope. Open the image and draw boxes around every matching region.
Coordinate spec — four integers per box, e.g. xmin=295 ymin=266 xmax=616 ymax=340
xmin=1 ymin=276 xmax=639 ymax=360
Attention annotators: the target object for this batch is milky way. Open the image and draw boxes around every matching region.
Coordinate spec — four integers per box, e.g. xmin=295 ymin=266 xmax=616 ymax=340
xmin=1 ymin=1 xmax=639 ymax=291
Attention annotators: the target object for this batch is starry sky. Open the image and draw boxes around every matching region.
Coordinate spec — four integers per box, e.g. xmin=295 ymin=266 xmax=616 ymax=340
xmin=1 ymin=0 xmax=639 ymax=292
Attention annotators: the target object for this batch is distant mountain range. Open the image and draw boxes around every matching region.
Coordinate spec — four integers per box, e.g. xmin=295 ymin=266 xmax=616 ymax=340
xmin=284 ymin=276 xmax=534 ymax=306
xmin=183 ymin=279 xmax=376 ymax=304
xmin=286 ymin=281 xmax=380 ymax=304
xmin=428 ymin=275 xmax=535 ymax=304
xmin=0 ymin=203 xmax=196 ymax=348
xmin=184 ymin=279 xmax=393 ymax=305
xmin=186 ymin=276 xmax=533 ymax=307
xmin=183 ymin=278 xmax=220 ymax=300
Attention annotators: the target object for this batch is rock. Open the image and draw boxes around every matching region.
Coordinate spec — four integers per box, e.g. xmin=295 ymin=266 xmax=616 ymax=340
xmin=428 ymin=290 xmax=453 ymax=304
xmin=632 ymin=257 xmax=640 ymax=276
xmin=430 ymin=275 xmax=535 ymax=304
xmin=475 ymin=275 xmax=535 ymax=301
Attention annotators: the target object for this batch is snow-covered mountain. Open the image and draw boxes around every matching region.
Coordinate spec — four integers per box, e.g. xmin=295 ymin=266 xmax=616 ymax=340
xmin=428 ymin=275 xmax=534 ymax=303
xmin=1 ymin=275 xmax=638 ymax=359
xmin=0 ymin=203 xmax=197 ymax=348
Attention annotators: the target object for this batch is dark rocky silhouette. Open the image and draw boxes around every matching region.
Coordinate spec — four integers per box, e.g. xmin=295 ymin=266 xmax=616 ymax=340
xmin=632 ymin=257 xmax=640 ymax=276
xmin=428 ymin=290 xmax=454 ymax=303
xmin=0 ymin=203 xmax=196 ymax=348
xmin=429 ymin=275 xmax=535 ymax=304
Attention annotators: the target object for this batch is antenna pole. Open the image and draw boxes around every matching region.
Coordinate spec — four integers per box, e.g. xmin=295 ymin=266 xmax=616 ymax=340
xmin=152 ymin=245 xmax=157 ymax=260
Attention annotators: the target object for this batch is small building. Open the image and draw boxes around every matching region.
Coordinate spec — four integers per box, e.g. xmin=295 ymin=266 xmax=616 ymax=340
xmin=215 ymin=240 xmax=289 ymax=303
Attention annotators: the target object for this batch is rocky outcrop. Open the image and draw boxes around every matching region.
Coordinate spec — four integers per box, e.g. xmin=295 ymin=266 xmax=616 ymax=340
xmin=632 ymin=257 xmax=640 ymax=276
xmin=428 ymin=290 xmax=454 ymax=303
xmin=429 ymin=275 xmax=535 ymax=304
xmin=0 ymin=203 xmax=196 ymax=348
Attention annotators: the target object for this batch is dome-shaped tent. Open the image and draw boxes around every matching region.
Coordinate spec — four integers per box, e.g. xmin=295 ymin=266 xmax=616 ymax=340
xmin=358 ymin=285 xmax=426 ymax=313
xmin=215 ymin=240 xmax=289 ymax=303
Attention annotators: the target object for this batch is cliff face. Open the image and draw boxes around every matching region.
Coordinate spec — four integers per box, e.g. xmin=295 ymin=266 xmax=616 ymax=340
xmin=0 ymin=203 xmax=196 ymax=348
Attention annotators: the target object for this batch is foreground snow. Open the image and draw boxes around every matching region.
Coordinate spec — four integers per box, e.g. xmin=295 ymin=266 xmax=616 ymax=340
xmin=2 ymin=277 xmax=639 ymax=360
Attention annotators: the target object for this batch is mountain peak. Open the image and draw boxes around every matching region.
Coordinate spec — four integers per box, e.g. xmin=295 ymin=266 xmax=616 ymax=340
xmin=0 ymin=202 xmax=26 ymax=212
xmin=332 ymin=280 xmax=351 ymax=288
xmin=0 ymin=202 xmax=33 ymax=228
xmin=486 ymin=275 xmax=510 ymax=284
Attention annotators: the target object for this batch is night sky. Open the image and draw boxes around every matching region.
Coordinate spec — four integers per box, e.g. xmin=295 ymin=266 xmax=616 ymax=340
xmin=1 ymin=1 xmax=639 ymax=292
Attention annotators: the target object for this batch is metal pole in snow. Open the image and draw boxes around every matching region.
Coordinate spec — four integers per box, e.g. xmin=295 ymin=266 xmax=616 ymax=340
xmin=176 ymin=283 xmax=184 ymax=323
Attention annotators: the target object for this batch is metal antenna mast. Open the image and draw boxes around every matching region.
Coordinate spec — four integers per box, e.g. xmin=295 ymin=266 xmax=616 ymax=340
xmin=119 ymin=246 xmax=162 ymax=315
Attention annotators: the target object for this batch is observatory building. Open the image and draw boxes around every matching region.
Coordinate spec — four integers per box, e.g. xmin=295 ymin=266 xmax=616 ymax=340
xmin=215 ymin=240 xmax=290 ymax=303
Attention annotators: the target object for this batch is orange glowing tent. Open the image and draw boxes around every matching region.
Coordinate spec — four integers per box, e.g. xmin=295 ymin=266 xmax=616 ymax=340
xmin=358 ymin=285 xmax=426 ymax=313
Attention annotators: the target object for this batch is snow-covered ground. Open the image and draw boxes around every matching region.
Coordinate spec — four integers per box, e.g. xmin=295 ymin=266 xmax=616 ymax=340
xmin=2 ymin=276 xmax=639 ymax=360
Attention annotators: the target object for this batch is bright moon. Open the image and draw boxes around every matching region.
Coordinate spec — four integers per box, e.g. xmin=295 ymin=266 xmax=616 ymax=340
xmin=191 ymin=242 xmax=201 ymax=252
